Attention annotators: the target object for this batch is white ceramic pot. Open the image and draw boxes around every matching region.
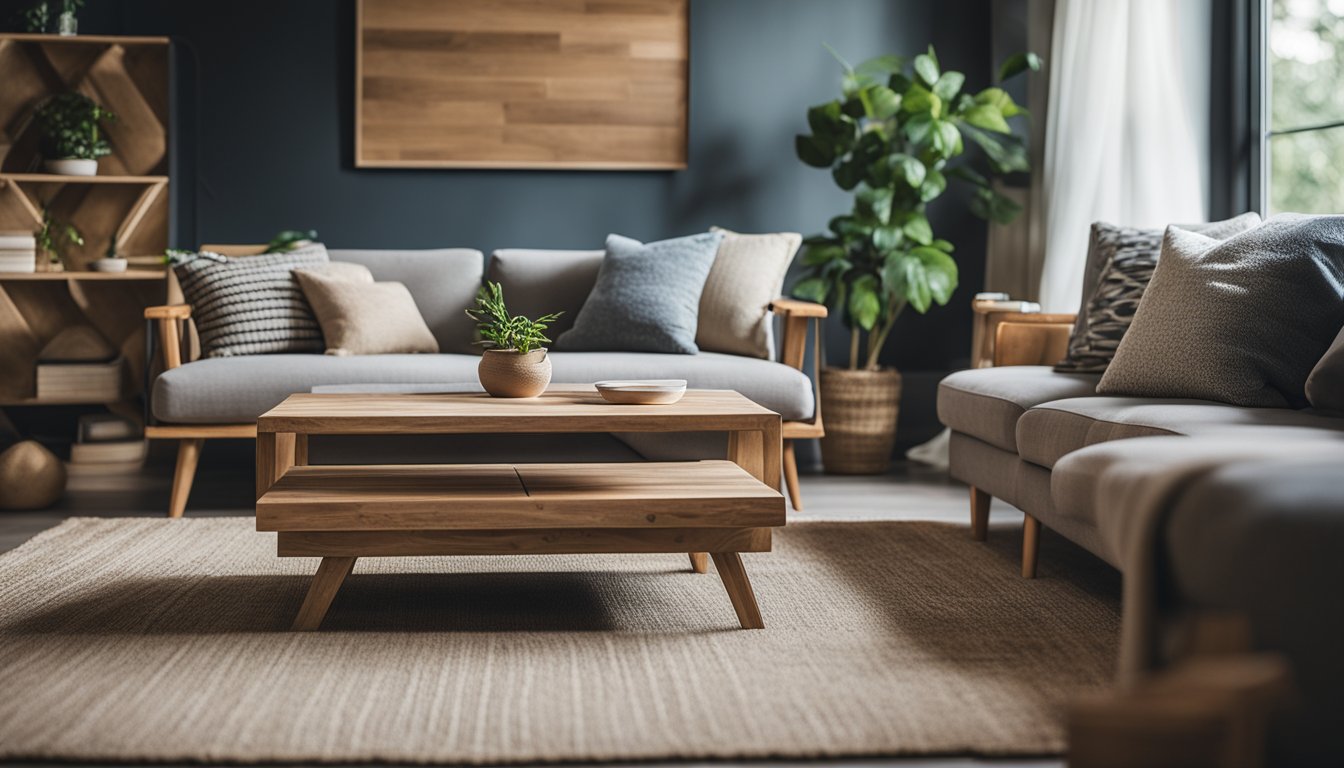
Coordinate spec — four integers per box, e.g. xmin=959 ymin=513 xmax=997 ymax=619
xmin=477 ymin=348 xmax=551 ymax=398
xmin=45 ymin=158 xmax=97 ymax=176
xmin=91 ymin=258 xmax=128 ymax=273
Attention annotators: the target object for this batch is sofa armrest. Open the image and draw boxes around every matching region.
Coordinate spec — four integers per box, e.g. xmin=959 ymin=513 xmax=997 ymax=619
xmin=973 ymin=311 xmax=1076 ymax=368
xmin=769 ymin=297 xmax=828 ymax=319
xmin=145 ymin=304 xmax=191 ymax=370
xmin=993 ymin=319 xmax=1074 ymax=367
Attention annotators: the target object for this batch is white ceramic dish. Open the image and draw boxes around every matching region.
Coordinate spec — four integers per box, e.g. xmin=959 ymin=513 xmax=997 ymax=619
xmin=594 ymin=379 xmax=688 ymax=405
xmin=91 ymin=258 xmax=128 ymax=273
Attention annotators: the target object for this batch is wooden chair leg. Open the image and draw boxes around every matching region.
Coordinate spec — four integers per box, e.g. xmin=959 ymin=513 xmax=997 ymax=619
xmin=688 ymin=552 xmax=708 ymax=573
xmin=1022 ymin=514 xmax=1041 ymax=578
xmin=782 ymin=440 xmax=803 ymax=511
xmin=970 ymin=485 xmax=991 ymax=541
xmin=168 ymin=438 xmax=204 ymax=519
xmin=292 ymin=556 xmax=357 ymax=631
xmin=711 ymin=551 xmax=764 ymax=629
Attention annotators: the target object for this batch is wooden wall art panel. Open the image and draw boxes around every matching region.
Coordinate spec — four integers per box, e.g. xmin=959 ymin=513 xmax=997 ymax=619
xmin=355 ymin=0 xmax=689 ymax=170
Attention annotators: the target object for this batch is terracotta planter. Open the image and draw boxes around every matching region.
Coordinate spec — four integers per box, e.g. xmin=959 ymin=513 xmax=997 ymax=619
xmin=818 ymin=366 xmax=902 ymax=475
xmin=478 ymin=348 xmax=552 ymax=398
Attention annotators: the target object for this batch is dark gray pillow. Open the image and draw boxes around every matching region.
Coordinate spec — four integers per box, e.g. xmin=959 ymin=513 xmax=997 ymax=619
xmin=1056 ymin=213 xmax=1261 ymax=373
xmin=556 ymin=233 xmax=723 ymax=354
xmin=1306 ymin=324 xmax=1344 ymax=413
xmin=171 ymin=244 xmax=330 ymax=358
xmin=1098 ymin=214 xmax=1344 ymax=408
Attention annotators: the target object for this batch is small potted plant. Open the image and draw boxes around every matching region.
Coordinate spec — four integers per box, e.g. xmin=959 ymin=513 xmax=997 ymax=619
xmin=34 ymin=208 xmax=82 ymax=272
xmin=57 ymin=0 xmax=82 ymax=35
xmin=92 ymin=240 xmax=126 ymax=272
xmin=34 ymin=92 xmax=115 ymax=176
xmin=466 ymin=281 xmax=562 ymax=398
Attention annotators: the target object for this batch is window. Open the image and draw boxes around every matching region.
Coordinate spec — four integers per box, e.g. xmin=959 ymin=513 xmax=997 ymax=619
xmin=1265 ymin=0 xmax=1344 ymax=214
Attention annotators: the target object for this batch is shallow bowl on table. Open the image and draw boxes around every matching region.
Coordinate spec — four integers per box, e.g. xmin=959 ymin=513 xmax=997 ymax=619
xmin=594 ymin=380 xmax=688 ymax=405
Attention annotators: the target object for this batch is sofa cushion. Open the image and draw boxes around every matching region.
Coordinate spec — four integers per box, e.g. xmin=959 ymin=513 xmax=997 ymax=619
xmin=487 ymin=248 xmax=603 ymax=338
xmin=1019 ymin=396 xmax=1344 ymax=469
xmin=937 ymin=366 xmax=1100 ymax=453
xmin=153 ymin=351 xmax=813 ymax=424
xmin=698 ymin=228 xmax=800 ymax=360
xmin=327 ymin=248 xmax=484 ymax=354
xmin=1097 ymin=215 xmax=1344 ymax=407
xmin=1306 ymin=322 xmax=1344 ymax=414
xmin=294 ymin=269 xmax=439 ymax=356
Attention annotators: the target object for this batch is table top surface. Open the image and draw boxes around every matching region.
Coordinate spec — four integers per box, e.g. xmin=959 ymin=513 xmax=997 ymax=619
xmin=257 ymin=386 xmax=778 ymax=434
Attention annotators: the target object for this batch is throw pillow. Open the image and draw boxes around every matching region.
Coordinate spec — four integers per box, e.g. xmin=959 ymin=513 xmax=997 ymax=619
xmin=487 ymin=249 xmax=604 ymax=338
xmin=556 ymin=232 xmax=723 ymax=354
xmin=171 ymin=243 xmax=330 ymax=358
xmin=294 ymin=269 xmax=438 ymax=356
xmin=1098 ymin=214 xmax=1344 ymax=408
xmin=1306 ymin=324 xmax=1344 ymax=413
xmin=297 ymin=261 xmax=375 ymax=283
xmin=1056 ymin=213 xmax=1261 ymax=372
xmin=698 ymin=227 xmax=801 ymax=359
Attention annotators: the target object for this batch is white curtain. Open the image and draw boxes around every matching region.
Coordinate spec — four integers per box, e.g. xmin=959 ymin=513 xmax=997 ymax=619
xmin=1037 ymin=0 xmax=1207 ymax=312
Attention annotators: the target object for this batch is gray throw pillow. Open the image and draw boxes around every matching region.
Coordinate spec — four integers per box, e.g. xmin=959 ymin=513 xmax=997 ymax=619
xmin=1056 ymin=213 xmax=1261 ymax=373
xmin=556 ymin=232 xmax=723 ymax=354
xmin=1098 ymin=214 xmax=1344 ymax=408
xmin=1306 ymin=324 xmax=1344 ymax=413
xmin=171 ymin=244 xmax=330 ymax=358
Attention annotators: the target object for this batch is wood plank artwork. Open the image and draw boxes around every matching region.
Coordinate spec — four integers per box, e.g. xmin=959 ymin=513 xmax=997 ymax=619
xmin=356 ymin=0 xmax=689 ymax=169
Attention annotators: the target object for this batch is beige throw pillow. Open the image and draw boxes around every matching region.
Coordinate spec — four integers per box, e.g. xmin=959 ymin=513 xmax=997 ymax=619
xmin=698 ymin=227 xmax=802 ymax=359
xmin=294 ymin=269 xmax=439 ymax=356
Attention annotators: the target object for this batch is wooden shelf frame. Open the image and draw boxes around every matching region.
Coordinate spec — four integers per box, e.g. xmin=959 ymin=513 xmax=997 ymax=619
xmin=0 ymin=269 xmax=165 ymax=281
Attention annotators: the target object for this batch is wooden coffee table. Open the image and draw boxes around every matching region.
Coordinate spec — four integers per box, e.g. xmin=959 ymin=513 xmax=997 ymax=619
xmin=254 ymin=387 xmax=784 ymax=631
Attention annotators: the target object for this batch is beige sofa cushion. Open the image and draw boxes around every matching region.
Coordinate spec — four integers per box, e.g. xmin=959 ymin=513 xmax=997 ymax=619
xmin=295 ymin=270 xmax=439 ymax=356
xmin=1018 ymin=396 xmax=1344 ymax=469
xmin=487 ymin=249 xmax=603 ymax=339
xmin=698 ymin=228 xmax=801 ymax=359
xmin=937 ymin=366 xmax=1100 ymax=453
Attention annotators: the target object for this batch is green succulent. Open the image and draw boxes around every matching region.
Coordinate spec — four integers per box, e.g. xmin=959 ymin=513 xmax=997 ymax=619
xmin=793 ymin=45 xmax=1041 ymax=370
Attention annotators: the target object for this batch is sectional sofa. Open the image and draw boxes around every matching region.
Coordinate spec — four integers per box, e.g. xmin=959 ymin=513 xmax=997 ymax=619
xmin=937 ymin=318 xmax=1344 ymax=766
xmin=144 ymin=246 xmax=826 ymax=517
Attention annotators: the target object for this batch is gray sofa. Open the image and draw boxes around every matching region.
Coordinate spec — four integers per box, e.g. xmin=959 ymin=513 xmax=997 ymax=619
xmin=145 ymin=246 xmax=824 ymax=516
xmin=938 ymin=363 xmax=1344 ymax=765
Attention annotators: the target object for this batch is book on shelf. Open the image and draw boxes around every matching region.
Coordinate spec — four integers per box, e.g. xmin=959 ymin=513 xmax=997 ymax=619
xmin=0 ymin=248 xmax=36 ymax=273
xmin=77 ymin=413 xmax=140 ymax=443
xmin=69 ymin=439 xmax=147 ymax=464
xmin=35 ymin=357 xmax=123 ymax=402
xmin=0 ymin=232 xmax=36 ymax=250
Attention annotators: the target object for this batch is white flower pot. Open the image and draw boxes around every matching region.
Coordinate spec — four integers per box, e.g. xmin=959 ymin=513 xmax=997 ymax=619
xmin=44 ymin=158 xmax=97 ymax=176
xmin=91 ymin=258 xmax=128 ymax=273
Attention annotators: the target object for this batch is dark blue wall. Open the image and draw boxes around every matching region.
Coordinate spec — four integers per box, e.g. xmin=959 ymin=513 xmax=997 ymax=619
xmin=5 ymin=0 xmax=996 ymax=448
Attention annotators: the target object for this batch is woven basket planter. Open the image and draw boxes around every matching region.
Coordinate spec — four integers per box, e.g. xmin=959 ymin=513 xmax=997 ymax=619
xmin=818 ymin=367 xmax=902 ymax=475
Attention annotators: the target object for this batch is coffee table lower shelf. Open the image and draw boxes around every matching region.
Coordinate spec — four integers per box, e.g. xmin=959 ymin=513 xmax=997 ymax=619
xmin=256 ymin=461 xmax=786 ymax=631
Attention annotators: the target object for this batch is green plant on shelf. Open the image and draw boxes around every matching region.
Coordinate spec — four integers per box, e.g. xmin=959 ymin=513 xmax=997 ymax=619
xmin=19 ymin=1 xmax=48 ymax=32
xmin=791 ymin=45 xmax=1040 ymax=370
xmin=34 ymin=92 xmax=115 ymax=161
xmin=35 ymin=209 xmax=83 ymax=266
xmin=465 ymin=281 xmax=562 ymax=355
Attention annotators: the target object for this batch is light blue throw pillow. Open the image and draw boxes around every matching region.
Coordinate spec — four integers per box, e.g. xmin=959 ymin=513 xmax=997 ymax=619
xmin=556 ymin=232 xmax=723 ymax=354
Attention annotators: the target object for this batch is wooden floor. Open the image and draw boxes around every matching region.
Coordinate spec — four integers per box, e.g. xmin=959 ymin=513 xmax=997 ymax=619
xmin=0 ymin=438 xmax=1064 ymax=768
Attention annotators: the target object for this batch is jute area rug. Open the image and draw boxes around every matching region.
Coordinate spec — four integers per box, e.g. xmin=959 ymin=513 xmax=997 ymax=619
xmin=0 ymin=518 xmax=1119 ymax=763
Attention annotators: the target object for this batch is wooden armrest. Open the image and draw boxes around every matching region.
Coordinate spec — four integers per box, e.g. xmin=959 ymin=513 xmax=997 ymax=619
xmin=993 ymin=320 xmax=1074 ymax=367
xmin=986 ymin=311 xmax=1076 ymax=324
xmin=145 ymin=304 xmax=191 ymax=320
xmin=769 ymin=297 xmax=828 ymax=318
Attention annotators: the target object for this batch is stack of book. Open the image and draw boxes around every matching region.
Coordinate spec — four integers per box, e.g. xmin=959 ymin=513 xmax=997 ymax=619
xmin=35 ymin=357 xmax=123 ymax=402
xmin=0 ymin=231 xmax=36 ymax=273
xmin=67 ymin=414 xmax=146 ymax=476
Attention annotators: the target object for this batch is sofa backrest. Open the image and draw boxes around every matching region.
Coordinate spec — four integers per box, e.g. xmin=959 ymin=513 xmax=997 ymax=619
xmin=487 ymin=249 xmax=603 ymax=338
xmin=328 ymin=248 xmax=483 ymax=354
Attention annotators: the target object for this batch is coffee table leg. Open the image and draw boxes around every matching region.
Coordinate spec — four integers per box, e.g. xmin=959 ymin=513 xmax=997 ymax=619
xmin=292 ymin=556 xmax=357 ymax=631
xmin=711 ymin=552 xmax=763 ymax=629
xmin=688 ymin=552 xmax=708 ymax=573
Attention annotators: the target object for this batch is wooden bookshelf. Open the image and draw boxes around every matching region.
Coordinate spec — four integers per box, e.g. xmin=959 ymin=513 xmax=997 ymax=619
xmin=0 ymin=33 xmax=172 ymax=408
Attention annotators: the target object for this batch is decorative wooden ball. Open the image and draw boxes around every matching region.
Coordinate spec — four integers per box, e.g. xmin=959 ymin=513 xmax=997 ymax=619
xmin=0 ymin=441 xmax=67 ymax=510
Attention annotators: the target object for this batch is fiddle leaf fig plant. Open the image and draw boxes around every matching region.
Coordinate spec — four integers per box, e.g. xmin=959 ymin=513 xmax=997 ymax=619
xmin=466 ymin=281 xmax=562 ymax=355
xmin=793 ymin=45 xmax=1040 ymax=371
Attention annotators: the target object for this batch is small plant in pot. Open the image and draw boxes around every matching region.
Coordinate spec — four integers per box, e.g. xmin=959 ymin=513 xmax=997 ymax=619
xmin=34 ymin=208 xmax=82 ymax=272
xmin=792 ymin=46 xmax=1038 ymax=474
xmin=92 ymin=240 xmax=126 ymax=273
xmin=34 ymin=92 xmax=115 ymax=176
xmin=466 ymin=281 xmax=563 ymax=398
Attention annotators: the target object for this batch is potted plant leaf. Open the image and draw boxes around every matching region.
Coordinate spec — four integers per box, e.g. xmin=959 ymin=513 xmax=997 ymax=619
xmin=466 ymin=281 xmax=562 ymax=398
xmin=34 ymin=92 xmax=115 ymax=176
xmin=34 ymin=208 xmax=82 ymax=272
xmin=793 ymin=46 xmax=1039 ymax=473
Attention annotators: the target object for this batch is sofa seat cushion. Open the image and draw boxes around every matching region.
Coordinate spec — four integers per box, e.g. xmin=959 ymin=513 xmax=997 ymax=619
xmin=1019 ymin=396 xmax=1344 ymax=469
xmin=153 ymin=351 xmax=813 ymax=424
xmin=937 ymin=366 xmax=1100 ymax=453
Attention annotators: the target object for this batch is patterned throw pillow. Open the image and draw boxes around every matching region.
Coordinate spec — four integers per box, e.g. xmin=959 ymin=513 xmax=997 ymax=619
xmin=1055 ymin=214 xmax=1261 ymax=373
xmin=171 ymin=244 xmax=331 ymax=358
